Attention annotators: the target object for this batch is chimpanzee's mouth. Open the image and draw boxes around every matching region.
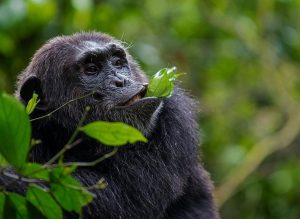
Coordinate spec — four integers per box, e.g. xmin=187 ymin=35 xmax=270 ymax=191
xmin=122 ymin=86 xmax=148 ymax=106
xmin=92 ymin=84 xmax=152 ymax=108
xmin=114 ymin=84 xmax=162 ymax=113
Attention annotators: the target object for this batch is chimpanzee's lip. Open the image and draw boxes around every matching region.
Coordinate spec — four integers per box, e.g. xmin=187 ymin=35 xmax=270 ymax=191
xmin=113 ymin=83 xmax=163 ymax=116
xmin=115 ymin=96 xmax=161 ymax=110
xmin=115 ymin=85 xmax=162 ymax=109
xmin=118 ymin=86 xmax=148 ymax=107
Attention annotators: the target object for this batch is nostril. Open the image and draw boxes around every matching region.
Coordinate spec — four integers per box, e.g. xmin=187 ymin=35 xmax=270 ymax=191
xmin=115 ymin=79 xmax=124 ymax=87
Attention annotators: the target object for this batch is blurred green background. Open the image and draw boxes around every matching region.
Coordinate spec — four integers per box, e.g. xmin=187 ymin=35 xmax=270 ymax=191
xmin=1 ymin=0 xmax=300 ymax=218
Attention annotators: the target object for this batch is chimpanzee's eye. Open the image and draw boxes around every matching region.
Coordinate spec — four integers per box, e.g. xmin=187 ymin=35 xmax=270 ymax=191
xmin=114 ymin=58 xmax=123 ymax=67
xmin=112 ymin=49 xmax=127 ymax=68
xmin=85 ymin=63 xmax=99 ymax=75
xmin=112 ymin=57 xmax=128 ymax=68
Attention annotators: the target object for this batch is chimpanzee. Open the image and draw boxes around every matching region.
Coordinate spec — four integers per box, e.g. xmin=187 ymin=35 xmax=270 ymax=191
xmin=4 ymin=32 xmax=219 ymax=219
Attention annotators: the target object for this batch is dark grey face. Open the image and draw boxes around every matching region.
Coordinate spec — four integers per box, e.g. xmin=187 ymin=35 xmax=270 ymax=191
xmin=72 ymin=40 xmax=163 ymax=135
xmin=17 ymin=33 xmax=162 ymax=136
xmin=76 ymin=42 xmax=147 ymax=108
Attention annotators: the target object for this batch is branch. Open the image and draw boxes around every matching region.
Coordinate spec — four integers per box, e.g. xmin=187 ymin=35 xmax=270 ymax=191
xmin=2 ymin=171 xmax=44 ymax=184
xmin=30 ymin=92 xmax=94 ymax=122
xmin=44 ymin=106 xmax=90 ymax=166
xmin=62 ymin=148 xmax=118 ymax=167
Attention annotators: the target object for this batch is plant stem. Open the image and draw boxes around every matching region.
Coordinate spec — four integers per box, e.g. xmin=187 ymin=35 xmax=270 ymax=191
xmin=62 ymin=148 xmax=118 ymax=167
xmin=30 ymin=92 xmax=94 ymax=122
xmin=44 ymin=106 xmax=90 ymax=166
xmin=3 ymin=171 xmax=44 ymax=184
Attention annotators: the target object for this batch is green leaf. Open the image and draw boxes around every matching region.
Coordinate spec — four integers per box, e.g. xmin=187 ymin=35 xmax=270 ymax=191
xmin=49 ymin=164 xmax=77 ymax=182
xmin=26 ymin=92 xmax=40 ymax=115
xmin=0 ymin=91 xmax=31 ymax=169
xmin=3 ymin=192 xmax=45 ymax=219
xmin=80 ymin=121 xmax=147 ymax=146
xmin=5 ymin=192 xmax=29 ymax=219
xmin=51 ymin=183 xmax=93 ymax=214
xmin=49 ymin=165 xmax=68 ymax=180
xmin=0 ymin=193 xmax=5 ymax=218
xmin=26 ymin=201 xmax=47 ymax=219
xmin=0 ymin=154 xmax=8 ymax=168
xmin=146 ymin=67 xmax=184 ymax=98
xmin=49 ymin=167 xmax=93 ymax=214
xmin=26 ymin=185 xmax=63 ymax=219
xmin=3 ymin=194 xmax=18 ymax=219
xmin=20 ymin=163 xmax=49 ymax=181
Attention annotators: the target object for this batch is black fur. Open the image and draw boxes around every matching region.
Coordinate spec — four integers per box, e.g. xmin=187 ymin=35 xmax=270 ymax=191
xmin=2 ymin=32 xmax=219 ymax=219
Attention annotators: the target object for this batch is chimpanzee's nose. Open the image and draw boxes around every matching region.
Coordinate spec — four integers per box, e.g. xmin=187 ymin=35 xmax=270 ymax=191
xmin=114 ymin=78 xmax=125 ymax=87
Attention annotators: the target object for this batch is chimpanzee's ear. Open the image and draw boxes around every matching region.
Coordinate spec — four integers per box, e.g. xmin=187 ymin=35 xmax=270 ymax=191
xmin=19 ymin=76 xmax=47 ymax=111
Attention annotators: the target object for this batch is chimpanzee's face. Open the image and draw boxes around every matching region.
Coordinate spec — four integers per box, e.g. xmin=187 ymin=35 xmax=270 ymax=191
xmin=18 ymin=33 xmax=163 ymax=135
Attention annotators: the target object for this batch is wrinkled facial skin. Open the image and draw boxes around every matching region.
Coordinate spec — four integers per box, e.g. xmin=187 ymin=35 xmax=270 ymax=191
xmin=77 ymin=42 xmax=145 ymax=105
xmin=17 ymin=33 xmax=162 ymax=136
xmin=73 ymin=40 xmax=163 ymax=135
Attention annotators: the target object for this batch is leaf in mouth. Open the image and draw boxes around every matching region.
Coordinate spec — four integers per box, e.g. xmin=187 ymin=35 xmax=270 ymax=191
xmin=146 ymin=67 xmax=185 ymax=98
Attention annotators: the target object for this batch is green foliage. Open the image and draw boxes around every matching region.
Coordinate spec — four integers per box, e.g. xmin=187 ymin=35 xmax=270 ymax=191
xmin=0 ymin=193 xmax=4 ymax=217
xmin=80 ymin=121 xmax=147 ymax=146
xmin=146 ymin=67 xmax=184 ymax=97
xmin=26 ymin=92 xmax=40 ymax=115
xmin=0 ymin=91 xmax=31 ymax=169
xmin=20 ymin=163 xmax=50 ymax=181
xmin=26 ymin=185 xmax=62 ymax=219
xmin=0 ymin=91 xmax=148 ymax=218
xmin=50 ymin=166 xmax=93 ymax=214
xmin=1 ymin=192 xmax=45 ymax=218
xmin=0 ymin=154 xmax=8 ymax=167
xmin=1 ymin=0 xmax=300 ymax=218
xmin=5 ymin=193 xmax=29 ymax=218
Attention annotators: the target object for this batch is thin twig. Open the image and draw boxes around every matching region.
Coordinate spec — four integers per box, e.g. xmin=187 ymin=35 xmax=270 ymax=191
xmin=62 ymin=148 xmax=118 ymax=167
xmin=44 ymin=106 xmax=90 ymax=166
xmin=30 ymin=92 xmax=94 ymax=122
xmin=3 ymin=171 xmax=44 ymax=184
